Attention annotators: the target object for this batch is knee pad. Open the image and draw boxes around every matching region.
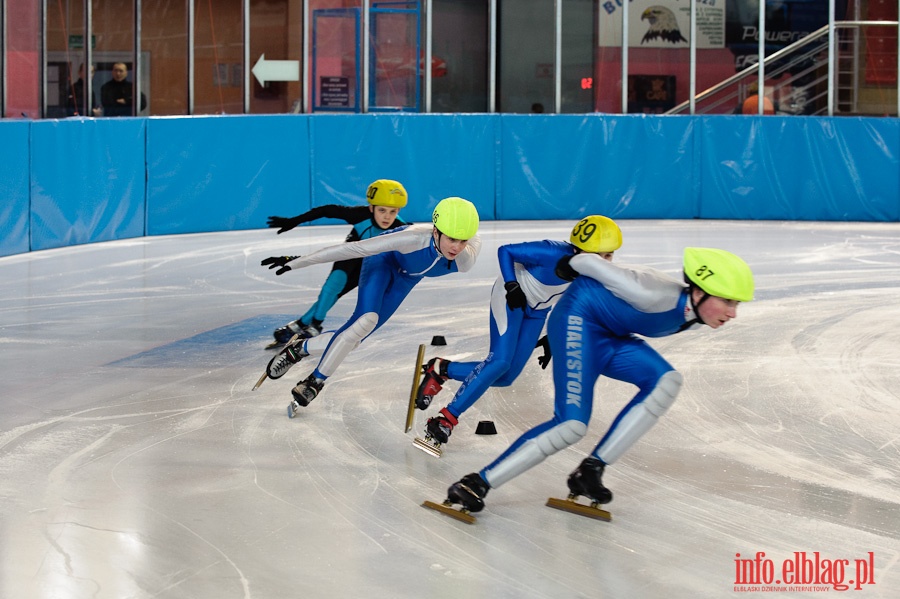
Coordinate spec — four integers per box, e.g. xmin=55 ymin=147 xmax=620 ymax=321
xmin=484 ymin=419 xmax=587 ymax=488
xmin=317 ymin=312 xmax=378 ymax=377
xmin=645 ymin=370 xmax=682 ymax=417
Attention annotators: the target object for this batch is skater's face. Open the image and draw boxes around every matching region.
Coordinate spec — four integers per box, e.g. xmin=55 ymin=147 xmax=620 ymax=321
xmin=694 ymin=289 xmax=739 ymax=329
xmin=434 ymin=230 xmax=468 ymax=260
xmin=370 ymin=205 xmax=400 ymax=230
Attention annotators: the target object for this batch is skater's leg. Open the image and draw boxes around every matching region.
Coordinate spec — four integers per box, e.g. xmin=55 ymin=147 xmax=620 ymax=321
xmin=310 ymin=268 xmax=349 ymax=323
xmin=313 ymin=255 xmax=416 ymax=380
xmin=443 ymin=297 xmax=525 ymax=419
xmin=490 ymin=312 xmax=547 ymax=387
xmin=478 ymin=313 xmax=611 ymax=489
xmin=590 ymin=342 xmax=682 ymax=465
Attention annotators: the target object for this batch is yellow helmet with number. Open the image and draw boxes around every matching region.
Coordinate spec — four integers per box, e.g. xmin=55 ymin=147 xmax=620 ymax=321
xmin=683 ymin=247 xmax=754 ymax=302
xmin=432 ymin=197 xmax=479 ymax=240
xmin=569 ymin=215 xmax=622 ymax=253
xmin=366 ymin=179 xmax=408 ymax=208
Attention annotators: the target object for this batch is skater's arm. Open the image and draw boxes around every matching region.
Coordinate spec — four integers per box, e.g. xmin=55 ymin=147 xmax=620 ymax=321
xmin=498 ymin=240 xmax=567 ymax=283
xmin=570 ymin=253 xmax=686 ymax=312
xmin=264 ymin=224 xmax=428 ymax=273
xmin=267 ymin=205 xmax=370 ymax=234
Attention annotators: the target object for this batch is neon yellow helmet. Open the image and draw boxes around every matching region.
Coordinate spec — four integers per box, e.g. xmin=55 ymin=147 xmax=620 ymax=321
xmin=366 ymin=179 xmax=408 ymax=208
xmin=432 ymin=197 xmax=479 ymax=240
xmin=683 ymin=247 xmax=754 ymax=302
xmin=570 ymin=215 xmax=622 ymax=253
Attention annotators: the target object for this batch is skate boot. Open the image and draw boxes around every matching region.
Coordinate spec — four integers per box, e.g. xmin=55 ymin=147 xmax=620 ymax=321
xmin=416 ymin=358 xmax=451 ymax=410
xmin=567 ymin=456 xmax=613 ymax=505
xmin=288 ymin=374 xmax=325 ymax=417
xmin=425 ymin=408 xmax=458 ymax=444
xmin=273 ymin=319 xmax=323 ymax=345
xmin=446 ymin=472 xmax=490 ymax=513
xmin=266 ymin=337 xmax=309 ymax=380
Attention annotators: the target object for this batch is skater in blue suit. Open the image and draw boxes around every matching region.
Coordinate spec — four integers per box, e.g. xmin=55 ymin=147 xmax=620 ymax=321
xmin=259 ymin=197 xmax=481 ymax=416
xmin=413 ymin=216 xmax=623 ymax=452
xmin=440 ymin=247 xmax=754 ymax=514
xmin=265 ymin=179 xmax=410 ymax=346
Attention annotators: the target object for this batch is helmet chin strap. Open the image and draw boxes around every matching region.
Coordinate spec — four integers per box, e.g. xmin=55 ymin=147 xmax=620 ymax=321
xmin=678 ymin=285 xmax=708 ymax=331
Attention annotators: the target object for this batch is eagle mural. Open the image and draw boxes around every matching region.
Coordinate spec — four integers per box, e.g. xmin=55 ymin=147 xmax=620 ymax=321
xmin=641 ymin=6 xmax=688 ymax=45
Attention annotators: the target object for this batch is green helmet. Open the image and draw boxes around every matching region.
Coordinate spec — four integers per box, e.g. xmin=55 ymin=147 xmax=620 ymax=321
xmin=683 ymin=248 xmax=754 ymax=302
xmin=432 ymin=197 xmax=479 ymax=240
xmin=570 ymin=215 xmax=622 ymax=253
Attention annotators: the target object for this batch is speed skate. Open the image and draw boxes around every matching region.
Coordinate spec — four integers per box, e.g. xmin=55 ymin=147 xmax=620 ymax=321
xmin=412 ymin=434 xmax=443 ymax=458
xmin=422 ymin=500 xmax=476 ymax=524
xmin=546 ymin=494 xmax=612 ymax=522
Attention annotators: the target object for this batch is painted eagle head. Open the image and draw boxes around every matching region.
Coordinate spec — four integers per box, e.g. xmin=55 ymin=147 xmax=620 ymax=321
xmin=641 ymin=6 xmax=688 ymax=45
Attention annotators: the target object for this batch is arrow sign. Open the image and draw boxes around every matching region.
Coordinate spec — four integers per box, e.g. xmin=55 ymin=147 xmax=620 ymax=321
xmin=251 ymin=54 xmax=300 ymax=85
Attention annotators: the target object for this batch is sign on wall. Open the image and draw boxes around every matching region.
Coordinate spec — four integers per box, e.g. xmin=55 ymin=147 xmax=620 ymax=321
xmin=598 ymin=0 xmax=726 ymax=49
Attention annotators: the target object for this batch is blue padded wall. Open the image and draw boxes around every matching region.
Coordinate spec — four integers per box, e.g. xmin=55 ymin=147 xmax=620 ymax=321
xmin=497 ymin=114 xmax=697 ymax=220
xmin=146 ymin=115 xmax=310 ymax=235
xmin=30 ymin=118 xmax=146 ymax=251
xmin=0 ymin=122 xmax=30 ymax=256
xmin=309 ymin=114 xmax=497 ymax=225
xmin=1 ymin=113 xmax=897 ymax=258
xmin=699 ymin=116 xmax=900 ymax=221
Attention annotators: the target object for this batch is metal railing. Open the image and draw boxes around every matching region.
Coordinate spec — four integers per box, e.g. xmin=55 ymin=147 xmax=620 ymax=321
xmin=667 ymin=21 xmax=900 ymax=116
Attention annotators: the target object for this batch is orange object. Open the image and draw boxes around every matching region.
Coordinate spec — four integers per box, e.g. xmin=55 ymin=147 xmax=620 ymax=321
xmin=742 ymin=95 xmax=775 ymax=115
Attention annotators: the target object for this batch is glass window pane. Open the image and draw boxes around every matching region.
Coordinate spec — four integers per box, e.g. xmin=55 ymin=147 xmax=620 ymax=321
xmin=195 ymin=0 xmax=244 ymax=115
xmin=430 ymin=0 xmax=487 ymax=112
xmin=250 ymin=0 xmax=303 ymax=114
xmin=498 ymin=0 xmax=555 ymax=113
xmin=6 ymin=0 xmax=42 ymax=118
xmin=561 ymin=0 xmax=595 ymax=113
xmin=143 ymin=0 xmax=188 ymax=115
xmin=47 ymin=1 xmax=89 ymax=118
xmin=370 ymin=5 xmax=419 ymax=111
xmin=93 ymin=0 xmax=142 ymax=117
xmin=311 ymin=2 xmax=361 ymax=112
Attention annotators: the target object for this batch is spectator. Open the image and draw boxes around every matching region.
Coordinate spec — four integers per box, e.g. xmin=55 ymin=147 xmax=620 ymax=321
xmin=66 ymin=64 xmax=101 ymax=117
xmin=101 ymin=62 xmax=147 ymax=117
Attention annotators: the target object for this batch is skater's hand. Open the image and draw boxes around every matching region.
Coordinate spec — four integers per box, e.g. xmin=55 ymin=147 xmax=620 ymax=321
xmin=261 ymin=255 xmax=299 ymax=275
xmin=504 ymin=281 xmax=527 ymax=310
xmin=266 ymin=215 xmax=304 ymax=234
xmin=535 ymin=335 xmax=551 ymax=369
xmin=555 ymin=255 xmax=579 ymax=282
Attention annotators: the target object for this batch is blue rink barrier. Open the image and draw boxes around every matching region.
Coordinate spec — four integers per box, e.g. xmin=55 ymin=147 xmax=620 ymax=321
xmin=1 ymin=114 xmax=898 ymax=257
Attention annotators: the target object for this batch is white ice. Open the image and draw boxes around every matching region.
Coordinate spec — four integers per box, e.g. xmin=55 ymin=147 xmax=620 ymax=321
xmin=1 ymin=221 xmax=898 ymax=598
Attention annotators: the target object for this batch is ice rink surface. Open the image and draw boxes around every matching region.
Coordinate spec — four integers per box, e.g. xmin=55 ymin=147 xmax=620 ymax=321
xmin=1 ymin=220 xmax=898 ymax=598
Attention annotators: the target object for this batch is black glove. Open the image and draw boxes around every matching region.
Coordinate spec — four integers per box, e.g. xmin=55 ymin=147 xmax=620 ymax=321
xmin=535 ymin=335 xmax=551 ymax=369
xmin=555 ymin=255 xmax=579 ymax=282
xmin=261 ymin=255 xmax=299 ymax=275
xmin=504 ymin=281 xmax=527 ymax=310
xmin=266 ymin=215 xmax=304 ymax=234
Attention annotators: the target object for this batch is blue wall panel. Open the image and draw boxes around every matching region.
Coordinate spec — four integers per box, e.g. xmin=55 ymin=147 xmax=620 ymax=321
xmin=309 ymin=114 xmax=497 ymax=224
xmin=147 ymin=115 xmax=309 ymax=235
xmin=699 ymin=116 xmax=899 ymax=221
xmin=497 ymin=114 xmax=696 ymax=220
xmin=0 ymin=122 xmax=30 ymax=256
xmin=1 ymin=113 xmax=897 ymax=258
xmin=30 ymin=119 xmax=146 ymax=251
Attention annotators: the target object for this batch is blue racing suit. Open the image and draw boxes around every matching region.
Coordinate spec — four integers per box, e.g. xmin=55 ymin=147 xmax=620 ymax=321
xmin=442 ymin=240 xmax=576 ymax=419
xmin=480 ymin=253 xmax=701 ymax=489
xmin=288 ymin=205 xmax=409 ymax=326
xmin=282 ymin=223 xmax=481 ymax=382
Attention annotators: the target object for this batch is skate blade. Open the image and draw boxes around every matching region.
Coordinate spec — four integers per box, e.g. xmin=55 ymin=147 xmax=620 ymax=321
xmin=412 ymin=436 xmax=442 ymax=458
xmin=252 ymin=371 xmax=268 ymax=391
xmin=422 ymin=500 xmax=476 ymax=524
xmin=546 ymin=497 xmax=612 ymax=522
xmin=264 ymin=340 xmax=283 ymax=350
xmin=405 ymin=344 xmax=426 ymax=433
